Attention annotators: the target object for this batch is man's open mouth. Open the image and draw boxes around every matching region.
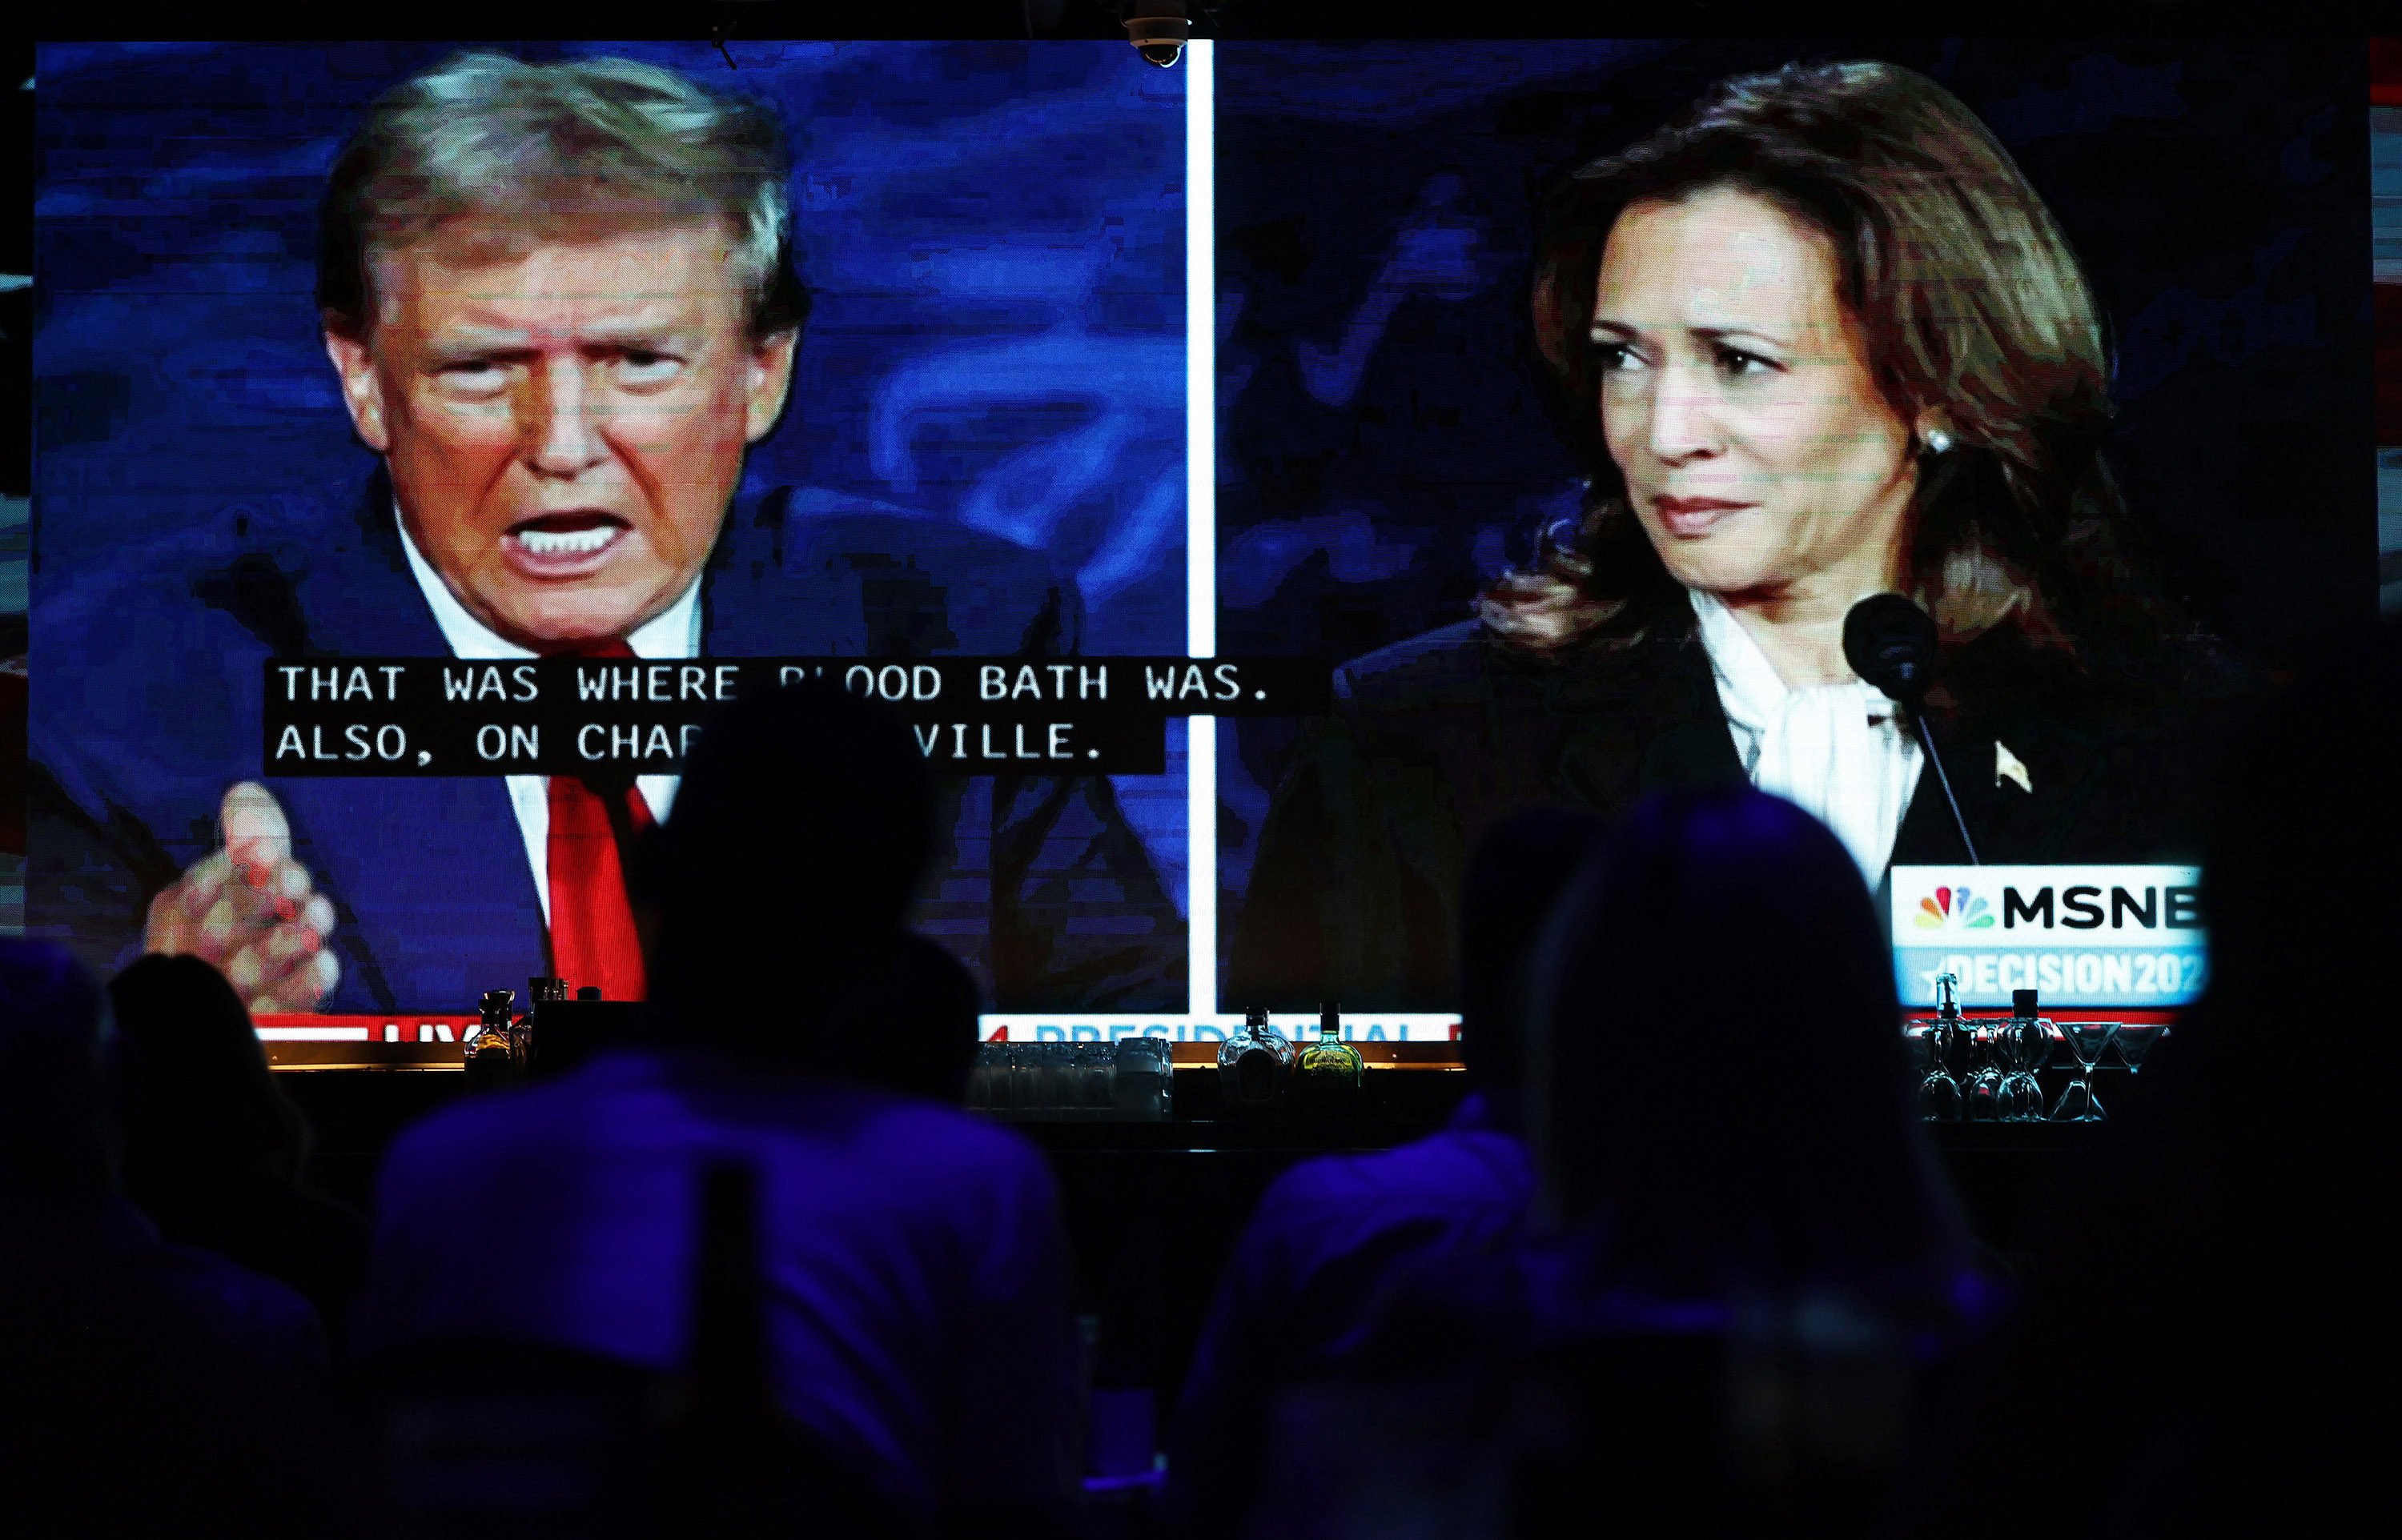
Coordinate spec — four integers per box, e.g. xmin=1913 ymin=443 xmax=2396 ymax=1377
xmin=505 ymin=512 xmax=631 ymax=568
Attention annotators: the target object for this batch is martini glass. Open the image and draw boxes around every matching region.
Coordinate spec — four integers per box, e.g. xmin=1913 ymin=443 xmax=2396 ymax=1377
xmin=2051 ymin=1021 xmax=2120 ymax=1122
xmin=2114 ymin=1022 xmax=2164 ymax=1073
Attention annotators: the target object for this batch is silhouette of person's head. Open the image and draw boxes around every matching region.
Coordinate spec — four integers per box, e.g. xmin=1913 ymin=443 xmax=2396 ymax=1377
xmin=2 ymin=941 xmax=364 ymax=1539
xmin=1457 ymin=806 xmax=1606 ymax=1125
xmin=0 ymin=940 xmax=117 ymax=1205
xmin=1529 ymin=785 xmax=1964 ymax=1308
xmin=633 ymin=677 xmax=935 ymax=1053
xmin=108 ymin=953 xmax=307 ymax=1186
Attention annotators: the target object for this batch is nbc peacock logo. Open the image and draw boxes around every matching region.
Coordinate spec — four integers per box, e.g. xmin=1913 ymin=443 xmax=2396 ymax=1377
xmin=1914 ymin=884 xmax=1994 ymax=930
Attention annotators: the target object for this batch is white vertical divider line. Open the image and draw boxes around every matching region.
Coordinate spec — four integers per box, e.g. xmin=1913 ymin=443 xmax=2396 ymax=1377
xmin=1184 ymin=40 xmax=1218 ymax=1025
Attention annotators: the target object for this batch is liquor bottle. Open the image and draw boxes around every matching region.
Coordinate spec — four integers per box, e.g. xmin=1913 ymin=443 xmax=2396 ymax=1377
xmin=1217 ymin=1007 xmax=1295 ymax=1113
xmin=2007 ymin=989 xmax=2052 ymax=1061
xmin=1296 ymin=1002 xmax=1364 ymax=1103
xmin=466 ymin=989 xmax=516 ymax=1079
xmin=1998 ymin=988 xmax=2052 ymax=1121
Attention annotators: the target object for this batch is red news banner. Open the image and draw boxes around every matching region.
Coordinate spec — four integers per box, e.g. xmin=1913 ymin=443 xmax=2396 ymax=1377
xmin=256 ymin=1014 xmax=484 ymax=1068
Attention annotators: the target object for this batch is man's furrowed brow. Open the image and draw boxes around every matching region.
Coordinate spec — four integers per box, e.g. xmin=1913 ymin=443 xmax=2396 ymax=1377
xmin=428 ymin=316 xmax=694 ymax=352
xmin=432 ymin=324 xmax=535 ymax=351
xmin=576 ymin=319 xmax=696 ymax=349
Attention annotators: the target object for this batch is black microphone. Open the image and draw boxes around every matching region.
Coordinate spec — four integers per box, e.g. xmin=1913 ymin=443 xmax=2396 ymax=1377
xmin=1843 ymin=593 xmax=1979 ymax=865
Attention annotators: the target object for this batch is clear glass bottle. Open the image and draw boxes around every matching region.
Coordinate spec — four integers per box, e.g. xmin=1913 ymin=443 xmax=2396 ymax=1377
xmin=1998 ymin=988 xmax=2052 ymax=1122
xmin=1297 ymin=1003 xmax=1364 ymax=1101
xmin=1218 ymin=1007 xmax=1295 ymax=1112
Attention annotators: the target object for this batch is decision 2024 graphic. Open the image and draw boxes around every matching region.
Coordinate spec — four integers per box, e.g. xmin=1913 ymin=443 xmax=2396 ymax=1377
xmin=1891 ymin=866 xmax=2207 ymax=1008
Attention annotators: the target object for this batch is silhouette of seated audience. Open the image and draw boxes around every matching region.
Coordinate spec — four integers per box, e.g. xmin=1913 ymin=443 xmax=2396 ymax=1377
xmin=1164 ymin=805 xmax=1602 ymax=1536
xmin=1234 ymin=787 xmax=1994 ymax=1538
xmin=106 ymin=952 xmax=372 ymax=1331
xmin=1505 ymin=786 xmax=1995 ymax=1538
xmin=0 ymin=939 xmax=366 ymax=1538
xmin=348 ymin=680 xmax=1078 ymax=1538
xmin=1906 ymin=620 xmax=2394 ymax=1539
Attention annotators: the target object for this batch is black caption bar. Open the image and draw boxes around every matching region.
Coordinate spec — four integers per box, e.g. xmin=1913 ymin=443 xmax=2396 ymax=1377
xmin=262 ymin=657 xmax=1332 ymax=778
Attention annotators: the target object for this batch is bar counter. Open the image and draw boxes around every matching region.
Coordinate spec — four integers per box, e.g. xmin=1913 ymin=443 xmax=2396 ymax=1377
xmin=276 ymin=1035 xmax=2126 ymax=1415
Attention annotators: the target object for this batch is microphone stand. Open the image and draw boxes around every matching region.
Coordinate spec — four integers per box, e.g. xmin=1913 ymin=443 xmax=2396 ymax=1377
xmin=1844 ymin=592 xmax=1981 ymax=868
xmin=1906 ymin=702 xmax=1980 ymax=866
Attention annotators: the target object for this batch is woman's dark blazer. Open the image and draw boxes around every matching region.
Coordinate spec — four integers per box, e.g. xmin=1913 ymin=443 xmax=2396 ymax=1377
xmin=1224 ymin=600 xmax=2257 ymax=1012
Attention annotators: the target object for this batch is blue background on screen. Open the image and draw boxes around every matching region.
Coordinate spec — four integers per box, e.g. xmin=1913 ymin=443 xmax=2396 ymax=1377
xmin=34 ymin=40 xmax=1192 ymax=910
xmin=1210 ymin=39 xmax=2375 ymax=966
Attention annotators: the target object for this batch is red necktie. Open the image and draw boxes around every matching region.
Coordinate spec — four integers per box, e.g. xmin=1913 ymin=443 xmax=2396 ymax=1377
xmin=547 ymin=643 xmax=653 ymax=1001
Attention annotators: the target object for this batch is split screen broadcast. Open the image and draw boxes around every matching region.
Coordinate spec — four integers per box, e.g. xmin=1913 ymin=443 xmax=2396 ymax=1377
xmin=27 ymin=41 xmax=2382 ymax=1029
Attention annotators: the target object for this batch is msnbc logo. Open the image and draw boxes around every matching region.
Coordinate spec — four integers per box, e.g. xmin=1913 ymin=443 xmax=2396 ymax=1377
xmin=1914 ymin=885 xmax=1994 ymax=930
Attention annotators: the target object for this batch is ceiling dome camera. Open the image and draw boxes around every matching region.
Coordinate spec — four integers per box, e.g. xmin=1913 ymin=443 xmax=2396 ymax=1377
xmin=1123 ymin=5 xmax=1191 ymax=68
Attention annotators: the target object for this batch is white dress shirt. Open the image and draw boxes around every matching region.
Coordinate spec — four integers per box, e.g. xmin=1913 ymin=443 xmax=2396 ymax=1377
xmin=397 ymin=511 xmax=699 ymax=924
xmin=1687 ymin=587 xmax=1922 ymax=882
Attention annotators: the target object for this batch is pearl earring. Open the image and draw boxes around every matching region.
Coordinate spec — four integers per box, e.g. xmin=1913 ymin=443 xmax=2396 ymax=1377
xmin=1922 ymin=426 xmax=1955 ymax=455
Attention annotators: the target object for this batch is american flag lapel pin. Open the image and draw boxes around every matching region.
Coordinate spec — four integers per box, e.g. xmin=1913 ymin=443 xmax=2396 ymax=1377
xmin=1995 ymin=740 xmax=2032 ymax=794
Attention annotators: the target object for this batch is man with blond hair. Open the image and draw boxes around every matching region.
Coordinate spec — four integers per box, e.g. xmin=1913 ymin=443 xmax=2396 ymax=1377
xmin=31 ymin=51 xmax=1180 ymax=1013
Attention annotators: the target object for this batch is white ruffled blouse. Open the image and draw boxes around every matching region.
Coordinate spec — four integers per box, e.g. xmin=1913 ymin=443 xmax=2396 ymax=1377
xmin=1687 ymin=587 xmax=1922 ymax=883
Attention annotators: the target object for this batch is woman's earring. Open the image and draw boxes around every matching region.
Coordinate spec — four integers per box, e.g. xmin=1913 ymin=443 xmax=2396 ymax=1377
xmin=1922 ymin=425 xmax=1955 ymax=456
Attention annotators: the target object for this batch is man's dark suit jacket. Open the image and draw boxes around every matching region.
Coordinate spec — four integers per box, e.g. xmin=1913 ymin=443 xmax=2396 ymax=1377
xmin=1227 ymin=605 xmax=2257 ymax=1012
xmin=30 ymin=470 xmax=1183 ymax=1013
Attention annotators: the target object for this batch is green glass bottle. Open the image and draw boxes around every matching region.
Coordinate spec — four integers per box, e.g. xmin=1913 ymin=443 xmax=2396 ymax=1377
xmin=1297 ymin=1002 xmax=1364 ymax=1102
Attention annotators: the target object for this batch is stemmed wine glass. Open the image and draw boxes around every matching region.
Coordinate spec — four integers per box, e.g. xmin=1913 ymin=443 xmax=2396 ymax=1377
xmin=1965 ymin=1024 xmax=2003 ymax=1121
xmin=1994 ymin=1021 xmax=2033 ymax=1122
xmin=2027 ymin=1014 xmax=2059 ymax=1117
xmin=2114 ymin=1022 xmax=2166 ymax=1073
xmin=1916 ymin=973 xmax=1963 ymax=1121
xmin=2051 ymin=1021 xmax=2120 ymax=1122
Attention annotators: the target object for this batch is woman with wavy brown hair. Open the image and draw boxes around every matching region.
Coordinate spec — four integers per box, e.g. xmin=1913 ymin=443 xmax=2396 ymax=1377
xmin=1227 ymin=59 xmax=2253 ymax=1013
